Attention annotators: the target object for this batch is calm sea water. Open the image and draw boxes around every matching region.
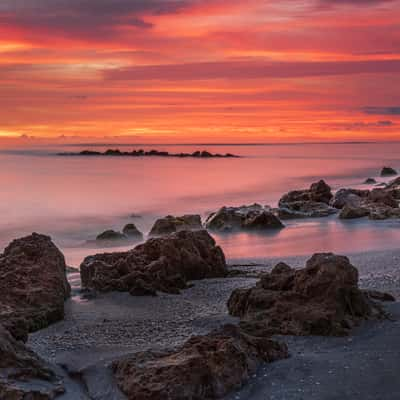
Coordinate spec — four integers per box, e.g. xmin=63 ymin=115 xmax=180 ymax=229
xmin=1 ymin=142 xmax=400 ymax=266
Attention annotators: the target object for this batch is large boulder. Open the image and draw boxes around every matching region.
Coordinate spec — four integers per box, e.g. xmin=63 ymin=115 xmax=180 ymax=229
xmin=278 ymin=180 xmax=334 ymax=218
xmin=0 ymin=233 xmax=70 ymax=341
xmin=381 ymin=166 xmax=397 ymax=177
xmin=0 ymin=325 xmax=64 ymax=399
xmin=96 ymin=229 xmax=127 ymax=242
xmin=205 ymin=204 xmax=284 ymax=232
xmin=279 ymin=180 xmax=333 ymax=206
xmin=228 ymin=253 xmax=392 ymax=337
xmin=330 ymin=188 xmax=369 ymax=209
xmin=112 ymin=324 xmax=288 ymax=400
xmin=339 ymin=204 xmax=369 ymax=219
xmin=80 ymin=230 xmax=227 ymax=296
xmin=150 ymin=215 xmax=202 ymax=236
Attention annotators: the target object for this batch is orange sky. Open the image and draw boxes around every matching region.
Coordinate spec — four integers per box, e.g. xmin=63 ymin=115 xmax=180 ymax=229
xmin=0 ymin=0 xmax=399 ymax=143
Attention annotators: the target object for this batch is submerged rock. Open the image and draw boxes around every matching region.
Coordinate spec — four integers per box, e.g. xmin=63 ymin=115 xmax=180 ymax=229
xmin=205 ymin=204 xmax=284 ymax=232
xmin=112 ymin=324 xmax=288 ymax=400
xmin=122 ymin=223 xmax=144 ymax=239
xmin=381 ymin=166 xmax=398 ymax=177
xmin=149 ymin=215 xmax=202 ymax=236
xmin=278 ymin=180 xmax=335 ymax=218
xmin=0 ymin=325 xmax=64 ymax=399
xmin=0 ymin=233 xmax=70 ymax=341
xmin=228 ymin=253 xmax=392 ymax=337
xmin=339 ymin=204 xmax=369 ymax=219
xmin=80 ymin=230 xmax=227 ymax=295
xmin=96 ymin=229 xmax=127 ymax=241
xmin=364 ymin=178 xmax=377 ymax=184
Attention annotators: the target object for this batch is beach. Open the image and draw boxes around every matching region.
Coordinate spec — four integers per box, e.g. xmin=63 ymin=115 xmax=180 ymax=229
xmin=27 ymin=246 xmax=400 ymax=400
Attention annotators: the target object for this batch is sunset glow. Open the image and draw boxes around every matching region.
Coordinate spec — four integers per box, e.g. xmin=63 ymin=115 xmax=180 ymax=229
xmin=1 ymin=0 xmax=400 ymax=142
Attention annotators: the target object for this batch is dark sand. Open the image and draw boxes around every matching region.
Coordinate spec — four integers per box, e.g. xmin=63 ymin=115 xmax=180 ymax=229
xmin=28 ymin=248 xmax=400 ymax=400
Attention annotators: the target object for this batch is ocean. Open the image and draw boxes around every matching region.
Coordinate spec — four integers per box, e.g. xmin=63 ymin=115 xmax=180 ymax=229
xmin=1 ymin=142 xmax=400 ymax=266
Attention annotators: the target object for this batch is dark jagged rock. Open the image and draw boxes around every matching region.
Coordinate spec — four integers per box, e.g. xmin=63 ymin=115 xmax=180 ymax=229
xmin=278 ymin=180 xmax=335 ymax=218
xmin=112 ymin=324 xmax=288 ymax=400
xmin=58 ymin=149 xmax=240 ymax=158
xmin=149 ymin=215 xmax=202 ymax=236
xmin=277 ymin=201 xmax=337 ymax=219
xmin=0 ymin=233 xmax=71 ymax=341
xmin=339 ymin=204 xmax=369 ymax=219
xmin=96 ymin=229 xmax=127 ymax=242
xmin=205 ymin=204 xmax=284 ymax=232
xmin=0 ymin=325 xmax=64 ymax=399
xmin=80 ymin=230 xmax=227 ymax=296
xmin=228 ymin=253 xmax=393 ymax=337
xmin=122 ymin=223 xmax=143 ymax=239
xmin=381 ymin=166 xmax=398 ymax=177
xmin=330 ymin=188 xmax=370 ymax=209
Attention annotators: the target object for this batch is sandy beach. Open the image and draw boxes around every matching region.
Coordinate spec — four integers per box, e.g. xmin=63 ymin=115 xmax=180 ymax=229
xmin=27 ymin=247 xmax=400 ymax=400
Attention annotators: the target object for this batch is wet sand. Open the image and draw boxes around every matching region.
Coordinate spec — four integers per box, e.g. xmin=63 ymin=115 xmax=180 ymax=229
xmin=28 ymin=248 xmax=400 ymax=400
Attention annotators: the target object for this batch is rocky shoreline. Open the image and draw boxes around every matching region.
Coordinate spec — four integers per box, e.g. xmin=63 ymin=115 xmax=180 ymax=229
xmin=1 ymin=169 xmax=400 ymax=399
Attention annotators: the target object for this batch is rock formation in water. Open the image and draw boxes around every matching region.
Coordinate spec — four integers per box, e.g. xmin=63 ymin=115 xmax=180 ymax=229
xmin=58 ymin=149 xmax=240 ymax=158
xmin=331 ymin=186 xmax=400 ymax=220
xmin=205 ymin=204 xmax=284 ymax=232
xmin=81 ymin=230 xmax=227 ymax=296
xmin=228 ymin=253 xmax=393 ymax=337
xmin=123 ymin=223 xmax=144 ymax=239
xmin=380 ymin=166 xmax=398 ymax=177
xmin=0 ymin=324 xmax=64 ymax=399
xmin=112 ymin=324 xmax=288 ymax=400
xmin=149 ymin=215 xmax=202 ymax=236
xmin=364 ymin=178 xmax=377 ymax=184
xmin=278 ymin=180 xmax=337 ymax=218
xmin=0 ymin=233 xmax=71 ymax=341
xmin=94 ymin=223 xmax=144 ymax=244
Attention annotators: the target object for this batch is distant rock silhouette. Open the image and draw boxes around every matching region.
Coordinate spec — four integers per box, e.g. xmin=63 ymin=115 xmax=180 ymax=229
xmin=58 ymin=149 xmax=240 ymax=158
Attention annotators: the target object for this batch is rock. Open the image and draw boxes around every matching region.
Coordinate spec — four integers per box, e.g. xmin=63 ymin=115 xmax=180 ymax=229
xmin=112 ymin=324 xmax=288 ymax=400
xmin=364 ymin=178 xmax=377 ymax=184
xmin=364 ymin=290 xmax=396 ymax=302
xmin=96 ymin=230 xmax=127 ymax=241
xmin=80 ymin=230 xmax=227 ymax=295
xmin=228 ymin=253 xmax=391 ymax=336
xmin=339 ymin=204 xmax=369 ymax=219
xmin=205 ymin=204 xmax=284 ymax=232
xmin=330 ymin=189 xmax=369 ymax=209
xmin=277 ymin=201 xmax=337 ymax=219
xmin=381 ymin=166 xmax=397 ymax=177
xmin=149 ymin=215 xmax=202 ymax=236
xmin=368 ymin=188 xmax=398 ymax=208
xmin=0 ymin=233 xmax=71 ymax=341
xmin=278 ymin=180 xmax=335 ymax=218
xmin=279 ymin=180 xmax=333 ymax=206
xmin=122 ymin=223 xmax=143 ymax=239
xmin=0 ymin=325 xmax=64 ymax=399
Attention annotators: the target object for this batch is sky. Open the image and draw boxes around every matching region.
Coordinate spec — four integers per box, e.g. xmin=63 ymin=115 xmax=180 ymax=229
xmin=0 ymin=0 xmax=399 ymax=143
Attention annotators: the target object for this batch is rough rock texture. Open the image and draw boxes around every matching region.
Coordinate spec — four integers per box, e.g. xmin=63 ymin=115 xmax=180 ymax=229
xmin=205 ymin=204 xmax=284 ymax=232
xmin=228 ymin=253 xmax=392 ymax=337
xmin=0 ymin=325 xmax=64 ymax=399
xmin=123 ymin=223 xmax=144 ymax=239
xmin=331 ymin=187 xmax=400 ymax=220
xmin=150 ymin=215 xmax=202 ymax=236
xmin=330 ymin=188 xmax=370 ymax=209
xmin=81 ymin=230 xmax=227 ymax=295
xmin=96 ymin=229 xmax=127 ymax=241
xmin=277 ymin=201 xmax=337 ymax=219
xmin=339 ymin=204 xmax=369 ymax=219
xmin=381 ymin=166 xmax=397 ymax=177
xmin=0 ymin=233 xmax=70 ymax=341
xmin=113 ymin=324 xmax=288 ymax=400
xmin=278 ymin=180 xmax=335 ymax=218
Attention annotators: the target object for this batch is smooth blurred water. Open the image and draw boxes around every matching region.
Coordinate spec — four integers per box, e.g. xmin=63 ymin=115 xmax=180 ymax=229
xmin=1 ymin=142 xmax=400 ymax=266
